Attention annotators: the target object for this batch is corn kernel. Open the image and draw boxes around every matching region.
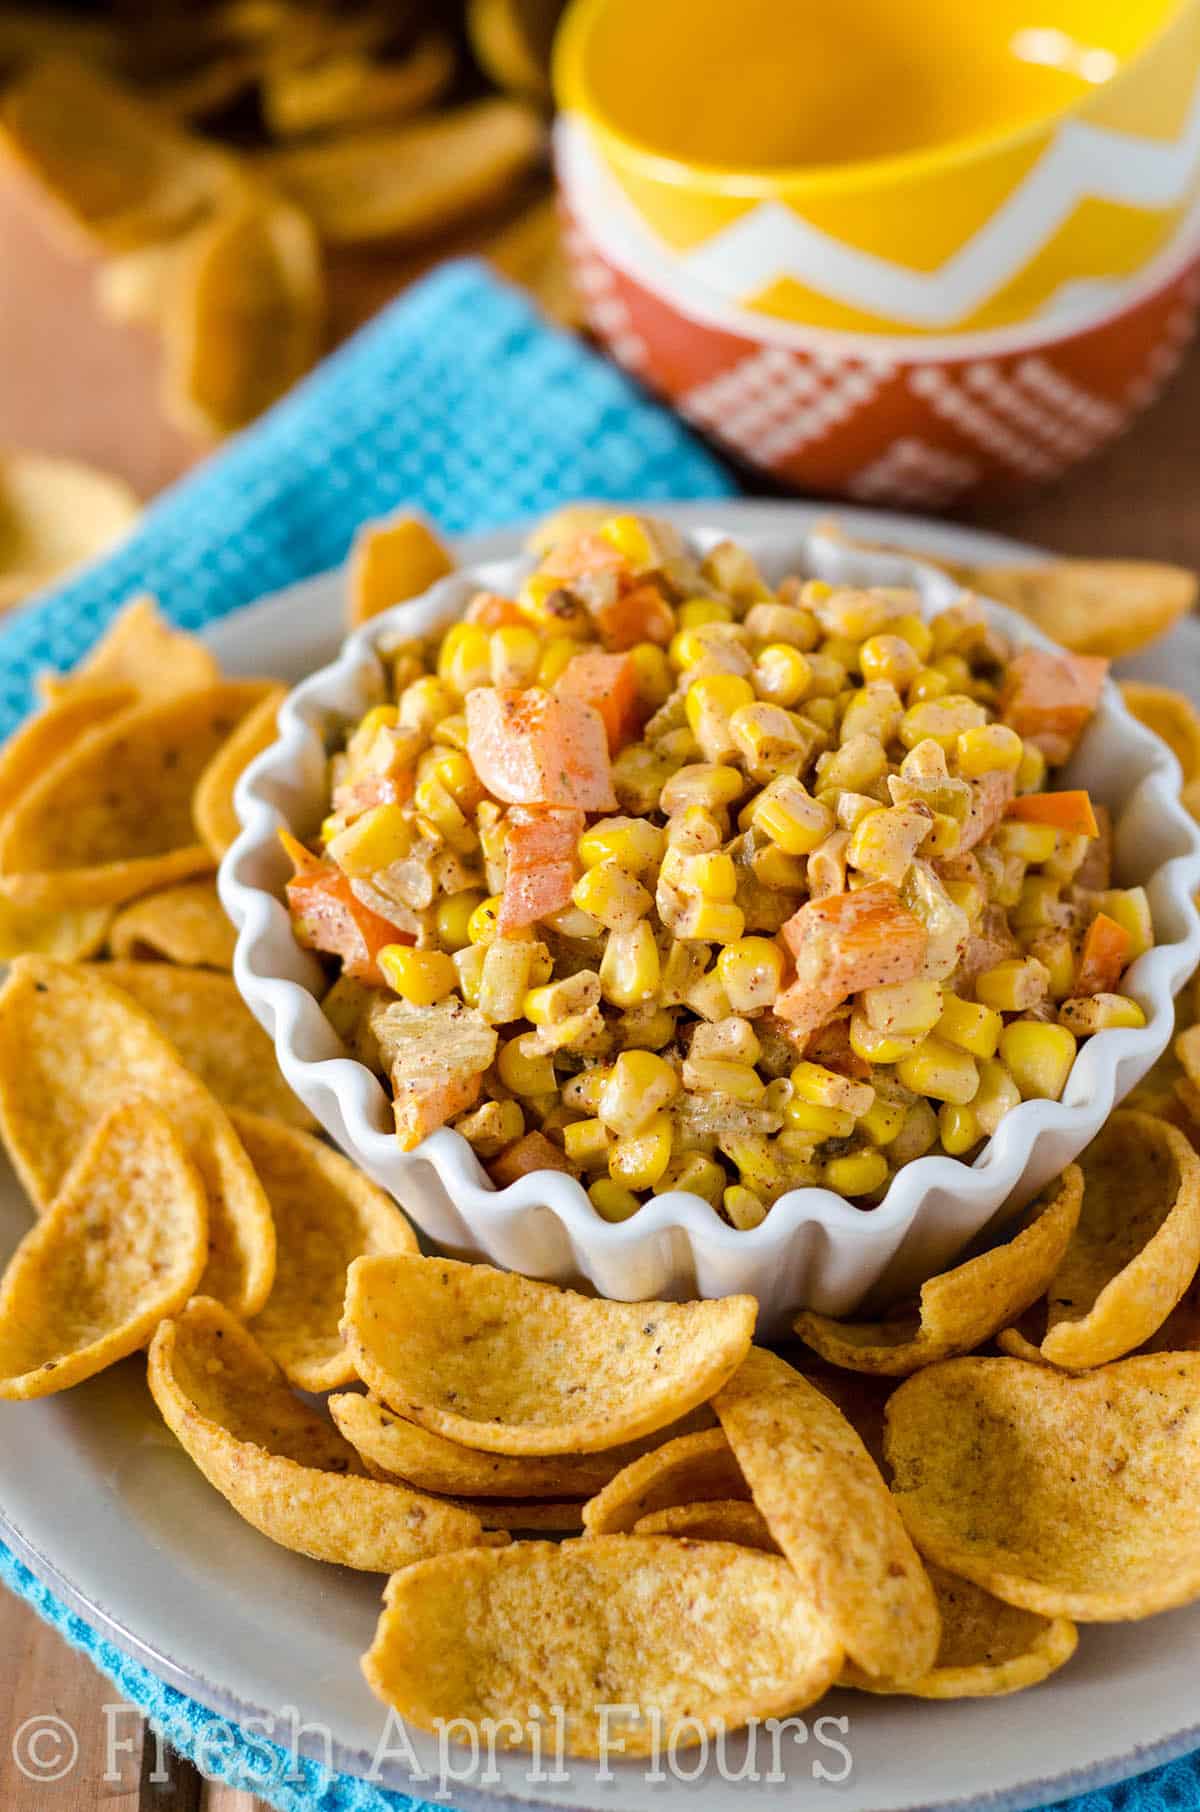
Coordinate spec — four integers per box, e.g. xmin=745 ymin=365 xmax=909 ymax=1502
xmin=892 ymin=612 xmax=934 ymax=661
xmin=860 ymin=1095 xmax=908 ymax=1146
xmin=955 ymin=722 xmax=1023 ymax=777
xmin=437 ymin=622 xmax=491 ymax=694
xmin=497 ymin=1035 xmax=556 ymax=1096
xmin=561 ymin=1067 xmax=609 ymax=1113
xmin=752 ymin=775 xmax=834 ymax=855
xmin=848 ymin=1011 xmax=922 ymax=1064
xmin=579 ymin=817 xmax=663 ymax=873
xmin=398 ymin=675 xmax=455 ymax=734
xmin=936 ymin=1102 xmax=978 ymax=1156
xmin=663 ymin=1151 xmax=725 ymax=1205
xmin=686 ymin=967 xmax=733 ymax=1023
xmin=847 ymin=803 xmax=932 ymax=887
xmin=724 ymin=1184 xmax=767 ymax=1229
xmin=900 ymin=695 xmax=988 ymax=752
xmin=972 ymin=1057 xmax=1021 ymax=1134
xmin=572 ymin=859 xmax=652 ymax=932
xmin=784 ymin=1097 xmax=855 ymax=1140
xmin=840 ymin=682 xmax=902 ymax=746
xmin=790 ymin=1061 xmax=874 ymax=1118
xmin=682 ymin=1056 xmax=766 ymax=1100
xmin=598 ymin=1050 xmax=679 ymax=1136
xmin=995 ymin=819 xmax=1058 ymax=865
xmin=999 ymin=1020 xmax=1077 ymax=1100
xmin=452 ymin=943 xmax=485 ymax=1006
xmin=437 ymin=888 xmax=485 ymax=952
xmin=617 ymin=1005 xmax=677 ymax=1049
xmin=824 ymin=1148 xmax=889 ymax=1196
xmin=685 ymin=673 xmax=756 ymax=762
xmin=1096 ymin=887 xmax=1154 ymax=960
xmin=431 ymin=711 xmax=470 ymax=752
xmin=859 ymin=633 xmax=921 ymax=689
xmin=861 ymin=978 xmax=944 ymax=1036
xmin=932 ymin=653 xmax=972 ymax=691
xmin=599 ymin=512 xmax=658 ymax=567
xmin=589 ymin=1178 xmax=641 ymax=1222
xmin=677 ymin=850 xmax=735 ymax=901
xmin=599 ymin=920 xmax=660 ymax=1008
xmin=890 ymin=1098 xmax=939 ymax=1163
xmin=609 ymin=1112 xmax=673 ymax=1189
xmin=489 ymin=624 xmax=541 ymax=688
xmin=753 ymin=644 xmax=811 ymax=707
xmin=975 ymin=957 xmax=1051 ymax=1012
xmin=907 ymin=666 xmax=952 ymax=703
xmin=1015 ymin=741 xmax=1047 ymax=794
xmin=815 ymin=734 xmax=888 ymax=796
xmin=1058 ymin=993 xmax=1147 ymax=1034
xmin=1013 ymin=875 xmax=1062 ymax=933
xmin=717 ymin=937 xmax=785 ymax=1013
xmin=812 ymin=586 xmax=894 ymax=641
xmin=897 ymin=1037 xmax=980 ymax=1106
xmin=943 ymin=878 xmax=986 ymax=922
xmin=691 ymin=1018 xmax=761 ymax=1065
xmin=821 ymin=633 xmax=863 ymax=674
xmin=326 ymin=802 xmax=411 ymax=876
xmin=678 ymin=597 xmax=734 ymax=629
xmin=1029 ymin=930 xmax=1076 ymax=1000
xmin=414 ymin=774 xmax=476 ymax=853
xmin=455 ymin=1097 xmax=524 ymax=1157
xmin=937 ymin=994 xmax=1003 ymax=1059
xmin=522 ymin=971 xmax=600 ymax=1027
xmin=659 ymin=763 xmax=744 ymax=814
xmin=378 ymin=945 xmax=457 ymax=1007
xmin=563 ymin=1117 xmax=612 ymax=1167
xmin=467 ymin=894 xmax=504 ymax=945
xmin=676 ymin=898 xmax=745 ymax=943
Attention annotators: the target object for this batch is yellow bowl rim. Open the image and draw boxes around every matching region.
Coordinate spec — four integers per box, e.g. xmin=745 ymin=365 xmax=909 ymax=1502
xmin=553 ymin=0 xmax=1192 ymax=198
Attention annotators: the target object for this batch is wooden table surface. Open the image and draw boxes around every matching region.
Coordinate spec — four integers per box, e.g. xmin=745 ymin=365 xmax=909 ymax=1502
xmin=2 ymin=155 xmax=1198 ymax=1812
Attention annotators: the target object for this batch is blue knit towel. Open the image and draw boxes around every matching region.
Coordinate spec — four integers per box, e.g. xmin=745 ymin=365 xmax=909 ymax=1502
xmin=0 ymin=259 xmax=1193 ymax=1812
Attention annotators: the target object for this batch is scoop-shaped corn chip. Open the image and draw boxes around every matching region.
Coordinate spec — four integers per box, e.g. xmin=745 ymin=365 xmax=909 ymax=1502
xmin=342 ymin=1254 xmax=756 ymax=1455
xmin=795 ymin=1167 xmax=1082 ymax=1376
xmin=261 ymin=99 xmax=543 ymax=245
xmin=0 ymin=958 xmax=274 ymax=1316
xmin=633 ymin=1499 xmax=780 ymax=1553
xmin=0 ymin=682 xmax=133 ymax=824
xmin=1121 ymin=682 xmax=1200 ymax=787
xmin=804 ymin=1368 xmax=893 ymax=1470
xmin=0 ymin=896 xmax=113 ymax=963
xmin=363 ymin=1535 xmax=843 ymax=1756
xmin=449 ymin=1498 xmax=584 ymax=1531
xmin=40 ymin=598 xmax=220 ymax=707
xmin=102 ymin=963 xmax=316 ymax=1133
xmin=0 ymin=679 xmax=273 ymax=908
xmin=0 ymin=453 xmax=139 ymax=612
xmin=193 ymin=683 xmax=286 ymax=860
xmin=327 ymin=1391 xmax=711 ymax=1499
xmin=842 ymin=1563 xmax=1077 ymax=1699
xmin=1140 ymin=1279 xmax=1200 ymax=1353
xmin=716 ymin=1347 xmax=940 ymax=1684
xmin=148 ymin=1297 xmax=500 ymax=1570
xmin=467 ymin=0 xmax=562 ymax=102
xmin=0 ymin=1101 xmax=207 ymax=1399
xmin=2 ymin=58 xmax=233 ymax=251
xmin=109 ymin=880 xmax=236 ymax=969
xmin=347 ymin=513 xmax=454 ymax=629
xmin=1003 ymin=1113 xmax=1200 ymax=1371
xmin=165 ymin=194 xmax=323 ymax=438
xmin=582 ymin=1428 xmax=747 ymax=1534
xmin=262 ymin=31 xmax=455 ymax=137
xmin=968 ymin=561 xmax=1196 ymax=659
xmin=234 ymin=1112 xmax=415 ymax=1390
xmin=886 ymin=1353 xmax=1200 ymax=1619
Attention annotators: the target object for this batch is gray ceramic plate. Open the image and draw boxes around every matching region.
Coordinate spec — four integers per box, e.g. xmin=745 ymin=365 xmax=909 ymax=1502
xmin=3 ymin=501 xmax=1199 ymax=1812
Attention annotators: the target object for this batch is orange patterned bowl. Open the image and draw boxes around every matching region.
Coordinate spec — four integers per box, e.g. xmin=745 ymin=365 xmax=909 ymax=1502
xmin=557 ymin=116 xmax=1200 ymax=506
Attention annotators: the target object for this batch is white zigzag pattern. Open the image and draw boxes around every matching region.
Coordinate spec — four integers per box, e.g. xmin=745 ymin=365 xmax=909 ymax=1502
xmin=680 ymin=72 xmax=1200 ymax=329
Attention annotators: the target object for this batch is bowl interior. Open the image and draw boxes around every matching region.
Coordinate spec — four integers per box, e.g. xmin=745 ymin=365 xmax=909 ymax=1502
xmin=555 ymin=0 xmax=1181 ymax=185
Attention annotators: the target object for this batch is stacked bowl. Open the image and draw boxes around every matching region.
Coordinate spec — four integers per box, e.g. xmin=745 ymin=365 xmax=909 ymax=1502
xmin=552 ymin=0 xmax=1200 ymax=505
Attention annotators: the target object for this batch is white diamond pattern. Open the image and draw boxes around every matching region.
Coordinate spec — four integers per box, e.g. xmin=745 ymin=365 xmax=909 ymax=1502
xmin=678 ymin=347 xmax=893 ymax=465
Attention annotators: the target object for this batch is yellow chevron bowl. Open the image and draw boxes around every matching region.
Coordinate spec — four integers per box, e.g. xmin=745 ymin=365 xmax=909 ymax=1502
xmin=553 ymin=0 xmax=1200 ymax=336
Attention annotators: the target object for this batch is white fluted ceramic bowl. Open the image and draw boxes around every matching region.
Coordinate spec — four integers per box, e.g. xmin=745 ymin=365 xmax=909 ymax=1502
xmin=220 ymin=514 xmax=1200 ymax=1330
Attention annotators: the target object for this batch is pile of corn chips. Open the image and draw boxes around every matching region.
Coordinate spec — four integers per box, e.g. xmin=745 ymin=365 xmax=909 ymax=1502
xmin=1 ymin=1 xmax=570 ymax=438
xmin=0 ymin=450 xmax=140 ymax=617
xmin=4 ymin=560 xmax=1200 ymax=1762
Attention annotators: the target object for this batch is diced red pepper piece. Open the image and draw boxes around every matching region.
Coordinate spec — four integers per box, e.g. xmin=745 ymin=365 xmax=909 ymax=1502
xmin=775 ymin=884 xmax=928 ymax=1030
xmin=1075 ymin=911 xmax=1132 ymax=996
xmin=1006 ymin=789 xmax=1099 ymax=837
xmin=1000 ymin=649 xmax=1109 ymax=762
xmin=554 ymin=648 xmax=640 ymax=753
xmin=394 ymin=1073 xmax=481 ymax=1152
xmin=466 ymin=686 xmax=616 ymax=812
xmin=488 ymin=1130 xmax=575 ymax=1187
xmin=594 ymin=580 xmax=675 ymax=651
xmin=497 ymin=805 xmax=584 ymax=933
xmin=286 ymin=862 xmax=410 ymax=986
